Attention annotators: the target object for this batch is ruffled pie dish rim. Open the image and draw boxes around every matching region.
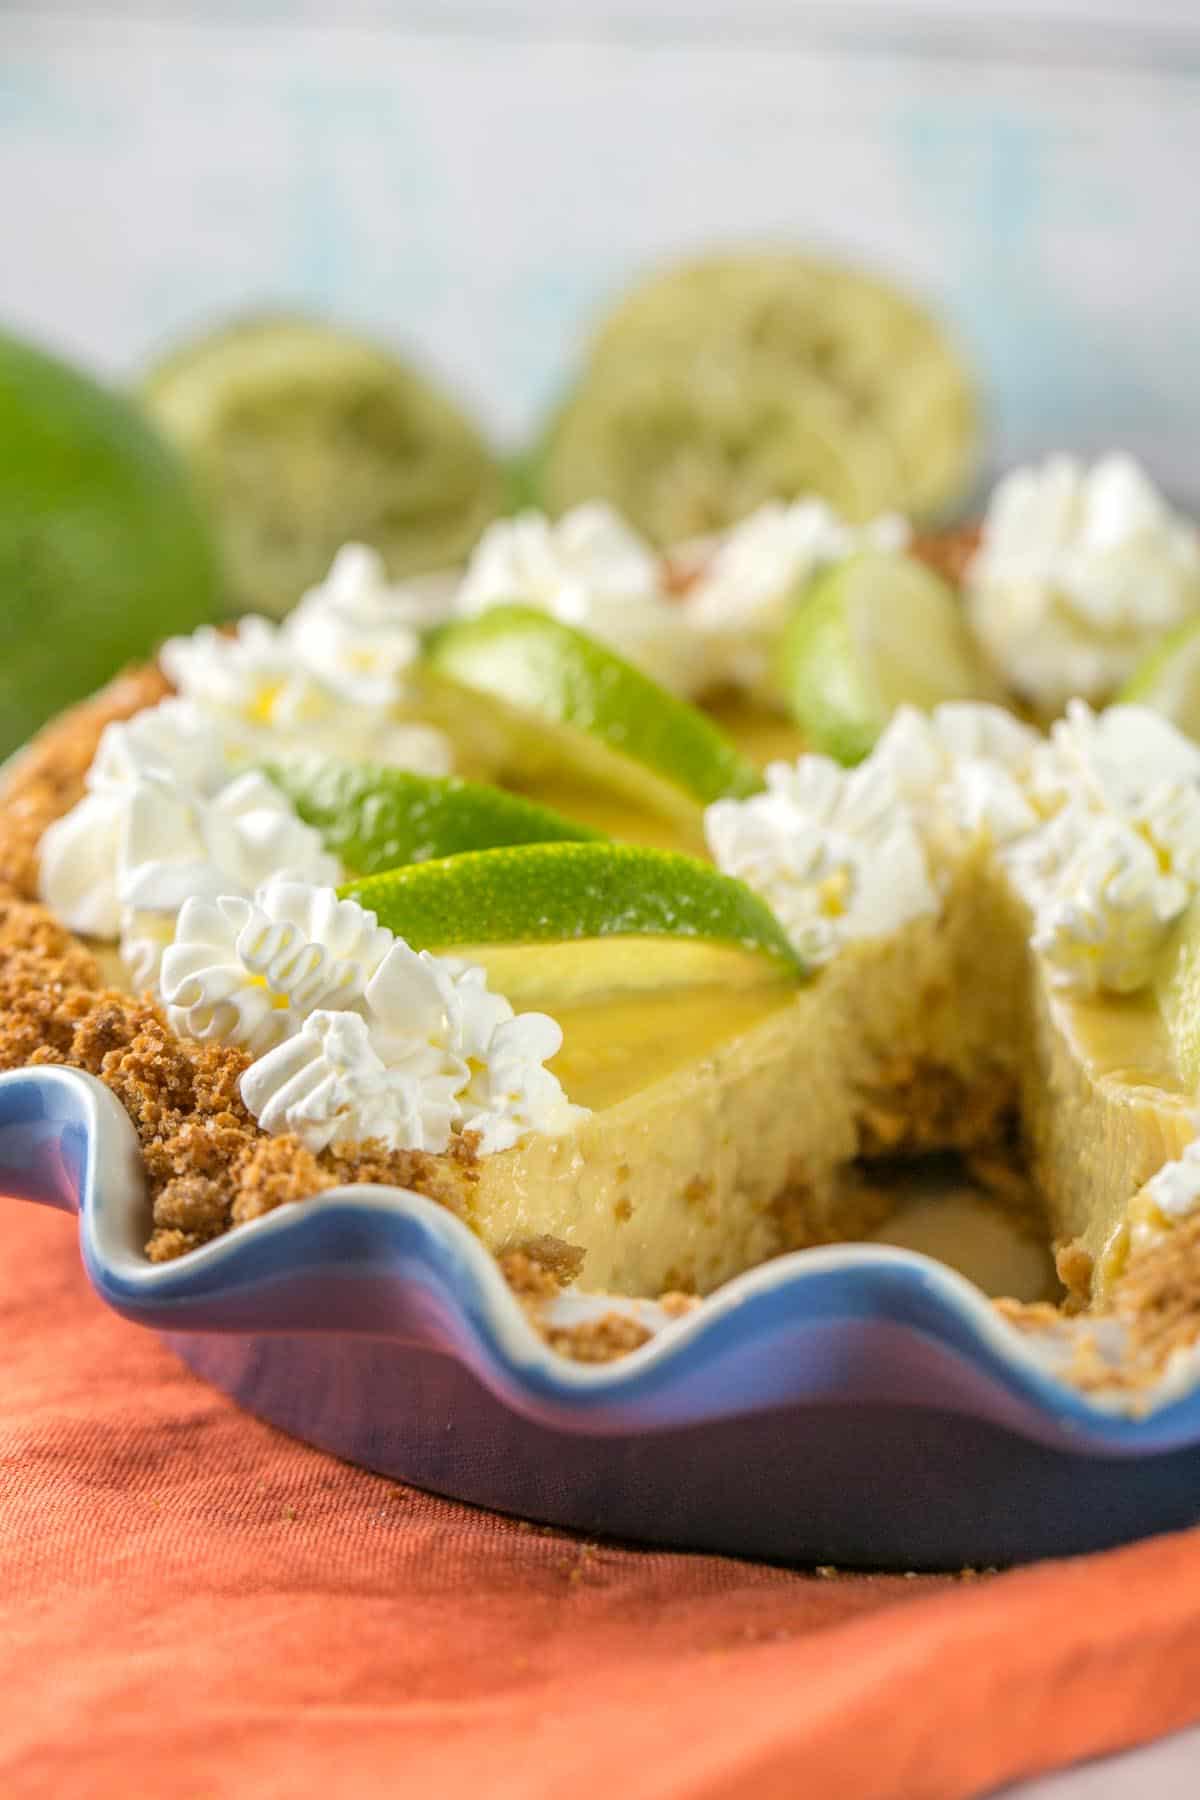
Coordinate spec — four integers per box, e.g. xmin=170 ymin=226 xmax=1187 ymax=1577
xmin=8 ymin=1059 xmax=1200 ymax=1446
xmin=16 ymin=1061 xmax=1200 ymax=1566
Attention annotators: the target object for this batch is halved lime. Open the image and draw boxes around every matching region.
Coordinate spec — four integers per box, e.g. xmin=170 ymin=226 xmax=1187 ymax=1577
xmin=265 ymin=754 xmax=601 ymax=876
xmin=533 ymin=252 xmax=979 ymax=538
xmin=342 ymin=841 xmax=803 ymax=1007
xmin=536 ymin=352 xmax=905 ymax=545
xmin=777 ymin=551 xmax=1004 ymax=764
xmin=140 ymin=314 xmax=504 ymax=618
xmin=1120 ymin=617 xmax=1200 ymax=741
xmin=0 ymin=328 xmax=221 ymax=758
xmin=421 ymin=605 xmax=762 ymax=843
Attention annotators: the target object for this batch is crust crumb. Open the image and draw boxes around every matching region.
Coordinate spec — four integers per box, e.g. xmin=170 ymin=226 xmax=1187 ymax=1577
xmin=1109 ymin=1213 xmax=1200 ymax=1373
xmin=658 ymin=1290 xmax=701 ymax=1319
xmin=912 ymin=525 xmax=980 ymax=589
xmin=499 ymin=1251 xmax=563 ymax=1302
xmin=543 ymin=1312 xmax=653 ymax=1364
xmin=0 ymin=664 xmax=169 ymax=901
xmin=1055 ymin=1240 xmax=1094 ymax=1307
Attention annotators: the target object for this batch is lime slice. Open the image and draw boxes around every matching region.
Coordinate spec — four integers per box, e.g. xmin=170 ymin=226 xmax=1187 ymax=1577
xmin=140 ymin=314 xmax=504 ymax=618
xmin=422 ymin=605 xmax=762 ymax=842
xmin=264 ymin=755 xmax=601 ymax=876
xmin=1120 ymin=617 xmax=1200 ymax=740
xmin=0 ymin=328 xmax=220 ymax=759
xmin=536 ymin=352 xmax=905 ymax=544
xmin=534 ymin=252 xmax=978 ymax=538
xmin=777 ymin=551 xmax=1004 ymax=764
xmin=342 ymin=841 xmax=803 ymax=1006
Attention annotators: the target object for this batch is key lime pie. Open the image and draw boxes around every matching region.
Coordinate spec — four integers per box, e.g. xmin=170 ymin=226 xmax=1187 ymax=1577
xmin=7 ymin=453 xmax=1200 ymax=1393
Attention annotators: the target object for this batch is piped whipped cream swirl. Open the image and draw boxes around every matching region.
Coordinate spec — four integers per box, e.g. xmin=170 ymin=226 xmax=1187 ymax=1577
xmin=163 ymin=879 xmax=584 ymax=1156
xmin=1008 ymin=702 xmax=1200 ymax=996
xmin=38 ymin=700 xmax=339 ymax=984
xmin=706 ymin=696 xmax=1200 ymax=999
xmin=873 ymin=703 xmax=1041 ymax=847
xmin=161 ymin=882 xmax=393 ymax=1056
xmin=967 ymin=454 xmax=1200 ymax=710
xmin=161 ymin=543 xmax=453 ymax=773
xmin=705 ymin=751 xmax=938 ymax=966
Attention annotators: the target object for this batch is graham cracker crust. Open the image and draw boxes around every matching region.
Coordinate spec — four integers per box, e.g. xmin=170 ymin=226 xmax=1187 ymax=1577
xmin=0 ymin=672 xmax=479 ymax=1263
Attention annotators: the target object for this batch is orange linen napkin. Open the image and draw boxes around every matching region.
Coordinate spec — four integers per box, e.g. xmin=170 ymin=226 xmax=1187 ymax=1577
xmin=3 ymin=1197 xmax=1200 ymax=1800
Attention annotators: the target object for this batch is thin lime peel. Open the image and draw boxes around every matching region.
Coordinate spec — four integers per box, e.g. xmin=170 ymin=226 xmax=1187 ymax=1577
xmin=264 ymin=755 xmax=601 ymax=876
xmin=423 ymin=604 xmax=762 ymax=833
xmin=342 ymin=841 xmax=804 ymax=978
xmin=1121 ymin=617 xmax=1200 ymax=741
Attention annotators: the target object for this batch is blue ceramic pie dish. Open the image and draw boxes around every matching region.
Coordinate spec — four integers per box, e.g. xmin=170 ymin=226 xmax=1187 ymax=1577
xmin=6 ymin=1062 xmax=1200 ymax=1569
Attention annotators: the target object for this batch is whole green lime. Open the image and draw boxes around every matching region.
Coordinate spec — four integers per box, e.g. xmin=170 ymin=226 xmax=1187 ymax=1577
xmin=0 ymin=328 xmax=221 ymax=758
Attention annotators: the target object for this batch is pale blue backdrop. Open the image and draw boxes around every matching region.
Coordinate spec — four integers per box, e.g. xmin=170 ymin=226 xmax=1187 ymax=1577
xmin=2 ymin=0 xmax=1198 ymax=502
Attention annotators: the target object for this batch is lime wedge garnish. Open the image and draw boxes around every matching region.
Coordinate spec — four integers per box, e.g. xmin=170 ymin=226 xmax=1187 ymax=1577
xmin=342 ymin=841 xmax=803 ymax=1006
xmin=1120 ymin=618 xmax=1200 ymax=741
xmin=264 ymin=755 xmax=600 ymax=876
xmin=140 ymin=314 xmax=504 ymax=618
xmin=0 ymin=328 xmax=220 ymax=757
xmin=777 ymin=550 xmax=1004 ymax=764
xmin=422 ymin=605 xmax=761 ymax=844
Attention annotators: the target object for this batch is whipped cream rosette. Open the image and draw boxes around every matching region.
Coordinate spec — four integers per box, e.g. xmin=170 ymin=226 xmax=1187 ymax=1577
xmin=38 ymin=700 xmax=339 ymax=984
xmin=704 ymin=748 xmax=938 ymax=966
xmin=160 ymin=554 xmax=454 ymax=775
xmin=967 ymin=454 xmax=1200 ymax=713
xmin=159 ymin=878 xmax=584 ymax=1158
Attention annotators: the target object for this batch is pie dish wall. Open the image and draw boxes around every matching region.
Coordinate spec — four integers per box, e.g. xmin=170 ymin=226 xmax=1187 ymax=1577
xmin=6 ymin=1063 xmax=1200 ymax=1569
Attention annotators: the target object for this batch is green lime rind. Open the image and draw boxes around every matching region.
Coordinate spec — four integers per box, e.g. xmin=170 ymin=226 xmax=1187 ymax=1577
xmin=139 ymin=312 xmax=504 ymax=618
xmin=423 ymin=605 xmax=762 ymax=828
xmin=1119 ymin=616 xmax=1200 ymax=740
xmin=777 ymin=550 xmax=1002 ymax=765
xmin=341 ymin=841 xmax=805 ymax=974
xmin=264 ymin=755 xmax=602 ymax=876
xmin=0 ymin=328 xmax=221 ymax=759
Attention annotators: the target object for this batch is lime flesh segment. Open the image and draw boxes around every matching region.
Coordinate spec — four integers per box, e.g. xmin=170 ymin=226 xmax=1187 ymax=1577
xmin=423 ymin=605 xmax=762 ymax=841
xmin=342 ymin=841 xmax=803 ymax=1006
xmin=777 ymin=550 xmax=1004 ymax=764
xmin=0 ymin=329 xmax=220 ymax=758
xmin=264 ymin=755 xmax=600 ymax=876
xmin=1120 ymin=617 xmax=1200 ymax=741
xmin=140 ymin=314 xmax=504 ymax=618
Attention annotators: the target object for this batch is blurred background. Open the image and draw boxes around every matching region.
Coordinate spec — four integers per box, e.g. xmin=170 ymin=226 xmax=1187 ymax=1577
xmin=4 ymin=0 xmax=1199 ymax=498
